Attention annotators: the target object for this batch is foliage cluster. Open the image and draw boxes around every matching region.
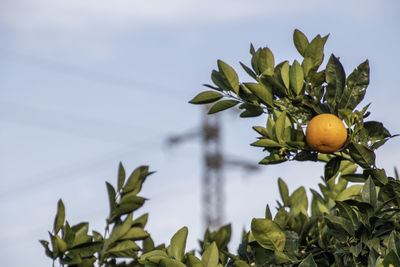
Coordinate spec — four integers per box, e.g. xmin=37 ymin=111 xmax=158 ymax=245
xmin=42 ymin=29 xmax=400 ymax=266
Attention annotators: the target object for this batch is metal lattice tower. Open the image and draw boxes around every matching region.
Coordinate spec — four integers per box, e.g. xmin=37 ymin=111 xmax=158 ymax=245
xmin=201 ymin=107 xmax=223 ymax=230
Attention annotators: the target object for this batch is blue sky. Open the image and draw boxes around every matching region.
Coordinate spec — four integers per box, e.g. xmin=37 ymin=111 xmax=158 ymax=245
xmin=1 ymin=1 xmax=399 ymax=266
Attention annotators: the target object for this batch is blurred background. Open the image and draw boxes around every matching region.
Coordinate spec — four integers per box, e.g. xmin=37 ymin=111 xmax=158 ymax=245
xmin=0 ymin=0 xmax=399 ymax=266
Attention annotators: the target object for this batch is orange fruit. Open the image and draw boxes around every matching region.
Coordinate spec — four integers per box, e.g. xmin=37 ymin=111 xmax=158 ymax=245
xmin=305 ymin=114 xmax=348 ymax=153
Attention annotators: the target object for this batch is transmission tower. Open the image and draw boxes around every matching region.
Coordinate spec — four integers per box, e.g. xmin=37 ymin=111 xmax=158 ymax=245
xmin=167 ymin=107 xmax=259 ymax=231
xmin=201 ymin=107 xmax=223 ymax=230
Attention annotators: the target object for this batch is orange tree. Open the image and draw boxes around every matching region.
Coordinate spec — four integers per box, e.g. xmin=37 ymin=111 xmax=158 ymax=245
xmin=42 ymin=29 xmax=399 ymax=266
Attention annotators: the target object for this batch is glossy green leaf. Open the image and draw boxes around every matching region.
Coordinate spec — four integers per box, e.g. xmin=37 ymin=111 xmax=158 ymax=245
xmin=278 ymin=178 xmax=289 ymax=206
xmin=139 ymin=250 xmax=169 ymax=265
xmin=304 ymin=35 xmax=325 ymax=69
xmin=324 ymin=157 xmax=342 ymax=181
xmin=170 ymin=226 xmax=188 ymax=262
xmin=382 ymin=250 xmax=400 ymax=267
xmin=325 ymin=54 xmax=345 ymax=112
xmin=388 ymin=231 xmax=400 ymax=257
xmin=251 ymin=218 xmax=285 ymax=251
xmin=187 ymin=254 xmax=203 ymax=267
xmin=217 ymin=60 xmax=239 ymax=94
xmin=289 ymin=187 xmax=308 ymax=216
xmin=189 ymin=91 xmax=223 ymax=104
xmin=120 ymin=227 xmax=149 ymax=241
xmin=280 ymin=61 xmax=290 ymax=89
xmin=108 ymin=214 xmax=133 ymax=245
xmin=289 ymin=60 xmax=304 ymax=95
xmin=107 ymin=240 xmax=140 ymax=254
xmin=202 ymin=242 xmax=219 ymax=267
xmin=106 ymin=182 xmax=116 ymax=215
xmin=122 ymin=165 xmax=149 ymax=195
xmin=275 ymin=110 xmax=287 ymax=144
xmin=362 ymin=176 xmax=377 ymax=208
xmin=54 ymin=199 xmax=65 ymax=234
xmin=259 ymin=154 xmax=287 ymax=165
xmin=298 ymin=253 xmax=317 ymax=267
xmin=349 ymin=143 xmax=376 ymax=168
xmin=293 ymin=29 xmax=309 ymax=57
xmin=240 ymin=62 xmax=258 ymax=80
xmin=325 ymin=215 xmax=355 ymax=235
xmin=335 ymin=185 xmax=362 ymax=201
xmin=335 ymin=201 xmax=358 ymax=228
xmin=160 ymin=258 xmax=187 ymax=267
xmin=117 ymin=162 xmax=126 ymax=192
xmin=251 ymin=138 xmax=282 ymax=148
xmin=337 ymin=60 xmax=369 ymax=110
xmin=256 ymin=47 xmax=275 ymax=76
xmin=211 ymin=70 xmax=230 ymax=91
xmin=243 ymin=82 xmax=273 ymax=107
xmin=208 ymin=100 xmax=239 ymax=114
xmin=265 ymin=204 xmax=272 ymax=220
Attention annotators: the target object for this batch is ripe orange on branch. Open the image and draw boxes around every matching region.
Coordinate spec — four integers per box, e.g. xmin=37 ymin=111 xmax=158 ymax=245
xmin=305 ymin=114 xmax=348 ymax=153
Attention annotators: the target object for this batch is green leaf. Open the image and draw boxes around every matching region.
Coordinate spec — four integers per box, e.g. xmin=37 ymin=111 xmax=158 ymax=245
xmin=202 ymin=242 xmax=219 ymax=267
xmin=211 ymin=70 xmax=230 ymax=91
xmin=217 ymin=60 xmax=239 ymax=94
xmin=139 ymin=250 xmax=169 ymax=265
xmin=335 ymin=185 xmax=362 ymax=201
xmin=259 ymin=154 xmax=287 ymax=165
xmin=54 ymin=199 xmax=65 ymax=234
xmin=106 ymin=182 xmax=116 ymax=215
xmin=363 ymin=121 xmax=391 ymax=140
xmin=107 ymin=240 xmax=140 ymax=254
xmin=108 ymin=214 xmax=133 ymax=245
xmin=265 ymin=204 xmax=272 ymax=220
xmin=289 ymin=60 xmax=304 ymax=95
xmin=187 ymin=254 xmax=203 ymax=267
xmin=122 ymin=165 xmax=149 ymax=195
xmin=304 ymin=35 xmax=325 ymax=69
xmin=275 ymin=110 xmax=287 ymax=144
xmin=251 ymin=138 xmax=282 ymax=148
xmin=208 ymin=100 xmax=239 ymax=114
xmin=280 ymin=61 xmax=290 ymax=89
xmin=362 ymin=176 xmax=377 ymax=208
xmin=349 ymin=143 xmax=376 ymax=168
xmin=131 ymin=213 xmax=149 ymax=228
xmin=189 ymin=91 xmax=224 ymax=104
xmin=251 ymin=218 xmax=285 ymax=251
xmin=120 ymin=227 xmax=149 ymax=241
xmin=325 ymin=54 xmax=345 ymax=112
xmin=293 ymin=29 xmax=309 ymax=57
xmin=382 ymin=250 xmax=400 ymax=267
xmin=240 ymin=62 xmax=258 ymax=80
xmin=324 ymin=157 xmax=342 ymax=181
xmin=117 ymin=162 xmax=126 ymax=192
xmin=233 ymin=260 xmax=250 ymax=267
xmin=256 ymin=47 xmax=275 ymax=76
xmin=338 ymin=60 xmax=369 ymax=110
xmin=160 ymin=258 xmax=187 ymax=267
xmin=239 ymin=103 xmax=264 ymax=118
xmin=335 ymin=201 xmax=359 ymax=228
xmin=110 ymin=196 xmax=146 ymax=222
xmin=298 ymin=253 xmax=317 ymax=267
xmin=278 ymin=178 xmax=289 ymax=206
xmin=243 ymin=82 xmax=273 ymax=107
xmin=289 ymin=187 xmax=308 ymax=216
xmin=325 ymin=215 xmax=355 ymax=235
xmin=388 ymin=231 xmax=400 ymax=257
xmin=170 ymin=226 xmax=188 ymax=262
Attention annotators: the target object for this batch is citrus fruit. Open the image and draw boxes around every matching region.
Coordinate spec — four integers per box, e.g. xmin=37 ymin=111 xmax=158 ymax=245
xmin=305 ymin=113 xmax=348 ymax=153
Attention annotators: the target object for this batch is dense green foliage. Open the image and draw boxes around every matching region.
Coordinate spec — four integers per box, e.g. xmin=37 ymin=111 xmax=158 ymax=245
xmin=42 ymin=29 xmax=400 ymax=266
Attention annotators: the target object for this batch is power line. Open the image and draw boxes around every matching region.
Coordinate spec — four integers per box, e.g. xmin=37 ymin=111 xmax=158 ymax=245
xmin=0 ymin=137 xmax=162 ymax=200
xmin=0 ymin=48 xmax=188 ymax=100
